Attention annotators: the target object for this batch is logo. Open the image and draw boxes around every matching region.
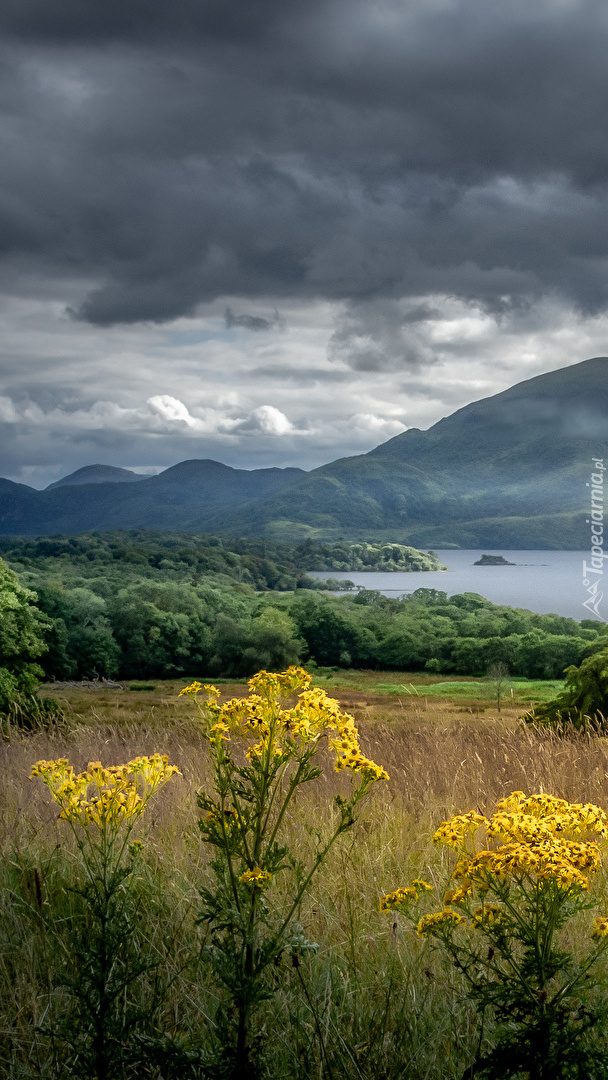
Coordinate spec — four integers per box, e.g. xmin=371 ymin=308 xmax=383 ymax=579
xmin=582 ymin=458 xmax=606 ymax=622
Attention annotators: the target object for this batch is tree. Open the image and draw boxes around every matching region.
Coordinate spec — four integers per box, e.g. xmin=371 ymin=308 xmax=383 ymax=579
xmin=0 ymin=557 xmax=61 ymax=730
xmin=290 ymin=597 xmax=363 ymax=667
xmin=36 ymin=585 xmax=120 ymax=679
xmin=525 ymin=646 xmax=608 ymax=732
xmin=486 ymin=661 xmax=510 ymax=713
xmin=0 ymin=558 xmax=48 ymax=699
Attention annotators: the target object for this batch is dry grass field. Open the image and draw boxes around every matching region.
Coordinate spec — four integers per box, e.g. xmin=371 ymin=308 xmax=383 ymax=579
xmin=3 ymin=674 xmax=608 ymax=1078
xmin=5 ymin=673 xmax=608 ymax=860
xmin=5 ymin=673 xmax=608 ymax=910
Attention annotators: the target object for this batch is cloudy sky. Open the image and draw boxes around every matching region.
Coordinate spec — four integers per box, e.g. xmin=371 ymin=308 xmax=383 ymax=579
xmin=2 ymin=0 xmax=608 ymax=487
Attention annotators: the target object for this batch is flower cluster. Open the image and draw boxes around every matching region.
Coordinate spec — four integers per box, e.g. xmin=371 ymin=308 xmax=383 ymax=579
xmin=471 ymin=904 xmax=504 ymax=929
xmin=432 ymin=811 xmax=488 ymax=850
xmin=239 ymin=867 xmax=272 ymax=888
xmin=438 ymin=792 xmax=607 ymax=898
xmin=182 ymin=666 xmax=388 ymax=783
xmin=487 ymin=792 xmax=608 ymax=842
xmin=443 ymin=884 xmax=473 ymax=904
xmin=592 ymin=916 xmax=608 ymax=939
xmin=179 ymin=681 xmax=219 ymax=699
xmin=382 ymin=791 xmax=608 ymax=939
xmin=30 ymin=754 xmax=180 ymax=830
xmin=379 ymin=886 xmax=417 ymax=910
xmin=379 ymin=879 xmax=433 ymax=911
xmin=417 ymin=910 xmax=466 ymax=936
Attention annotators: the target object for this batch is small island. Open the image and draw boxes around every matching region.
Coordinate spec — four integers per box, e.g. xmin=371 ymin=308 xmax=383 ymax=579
xmin=474 ymin=554 xmax=516 ymax=566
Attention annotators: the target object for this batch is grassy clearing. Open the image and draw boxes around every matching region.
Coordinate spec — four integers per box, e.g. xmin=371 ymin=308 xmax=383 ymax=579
xmin=310 ymin=668 xmax=565 ymax=704
xmin=2 ymin=677 xmax=608 ymax=1078
xmin=377 ymin=677 xmax=565 ymax=703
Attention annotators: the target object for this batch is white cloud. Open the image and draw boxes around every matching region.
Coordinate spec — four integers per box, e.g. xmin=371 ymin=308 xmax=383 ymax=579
xmin=349 ymin=412 xmax=405 ymax=435
xmin=235 ymin=405 xmax=294 ymax=435
xmin=147 ymin=394 xmax=196 ymax=426
xmin=0 ymin=392 xmax=302 ymax=445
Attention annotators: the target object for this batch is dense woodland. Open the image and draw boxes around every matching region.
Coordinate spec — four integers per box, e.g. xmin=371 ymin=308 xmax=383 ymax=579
xmin=0 ymin=532 xmax=604 ymax=682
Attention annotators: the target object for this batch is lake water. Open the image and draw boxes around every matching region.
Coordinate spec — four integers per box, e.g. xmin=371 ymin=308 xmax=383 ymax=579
xmin=309 ymin=550 xmax=607 ymax=624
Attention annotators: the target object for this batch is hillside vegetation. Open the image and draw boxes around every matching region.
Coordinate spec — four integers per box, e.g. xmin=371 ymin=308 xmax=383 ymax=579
xmin=0 ymin=532 xmax=604 ymax=682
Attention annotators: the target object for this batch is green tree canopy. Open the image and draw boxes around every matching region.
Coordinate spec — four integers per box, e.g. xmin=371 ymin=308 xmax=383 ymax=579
xmin=525 ymin=645 xmax=608 ymax=730
xmin=0 ymin=557 xmax=48 ymax=706
xmin=0 ymin=558 xmax=47 ymax=681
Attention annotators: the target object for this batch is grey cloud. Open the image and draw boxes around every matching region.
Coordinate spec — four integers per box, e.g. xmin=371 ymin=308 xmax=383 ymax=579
xmin=401 ymin=303 xmax=442 ymax=325
xmin=225 ymin=306 xmax=282 ymax=332
xmin=397 ymin=379 xmax=456 ymax=401
xmin=328 ymin=299 xmax=442 ymax=373
xmin=2 ymin=1 xmax=608 ymax=323
xmin=250 ymin=364 xmax=351 ymax=383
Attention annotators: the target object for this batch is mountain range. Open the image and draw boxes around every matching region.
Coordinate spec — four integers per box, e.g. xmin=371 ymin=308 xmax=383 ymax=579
xmin=1 ymin=356 xmax=606 ymax=547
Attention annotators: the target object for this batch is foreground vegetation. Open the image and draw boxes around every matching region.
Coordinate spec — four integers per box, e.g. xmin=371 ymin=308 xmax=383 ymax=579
xmin=4 ymin=677 xmax=608 ymax=1078
xmin=4 ymin=524 xmax=608 ymax=1077
xmin=0 ymin=534 xmax=605 ymax=683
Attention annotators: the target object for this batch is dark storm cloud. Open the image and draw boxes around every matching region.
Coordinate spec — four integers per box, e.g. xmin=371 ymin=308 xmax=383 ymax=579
xmin=3 ymin=0 xmax=608 ymax=324
xmin=224 ymin=306 xmax=282 ymax=331
xmin=0 ymin=0 xmax=319 ymax=45
xmin=327 ymin=299 xmax=440 ymax=373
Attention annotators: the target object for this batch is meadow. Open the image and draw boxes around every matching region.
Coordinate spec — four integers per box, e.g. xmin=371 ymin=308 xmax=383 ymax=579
xmin=3 ymin=673 xmax=608 ymax=1078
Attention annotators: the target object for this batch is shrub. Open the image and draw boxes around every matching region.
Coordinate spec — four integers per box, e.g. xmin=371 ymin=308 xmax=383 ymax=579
xmin=181 ymin=666 xmax=388 ymax=1079
xmin=383 ymin=792 xmax=608 ymax=1079
xmin=523 ymin=646 xmax=608 ymax=732
xmin=30 ymin=754 xmax=180 ymax=1077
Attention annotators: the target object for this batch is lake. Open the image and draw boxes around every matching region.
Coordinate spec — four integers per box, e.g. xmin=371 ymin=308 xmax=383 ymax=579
xmin=309 ymin=550 xmax=607 ymax=623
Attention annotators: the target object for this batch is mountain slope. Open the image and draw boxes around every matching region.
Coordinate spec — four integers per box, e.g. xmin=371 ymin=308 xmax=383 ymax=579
xmin=215 ymin=357 xmax=608 ymax=546
xmin=0 ymin=460 xmax=305 ymax=535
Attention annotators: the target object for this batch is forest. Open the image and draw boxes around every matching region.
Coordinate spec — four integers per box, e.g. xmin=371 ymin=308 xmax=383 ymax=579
xmin=0 ymin=531 xmax=605 ymax=682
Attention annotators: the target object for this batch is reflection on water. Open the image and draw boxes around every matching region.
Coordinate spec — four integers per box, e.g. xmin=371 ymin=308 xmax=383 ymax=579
xmin=309 ymin=550 xmax=603 ymax=623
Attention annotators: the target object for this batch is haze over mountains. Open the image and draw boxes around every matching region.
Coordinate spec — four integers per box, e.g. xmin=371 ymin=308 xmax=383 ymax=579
xmin=1 ymin=357 xmax=606 ymax=547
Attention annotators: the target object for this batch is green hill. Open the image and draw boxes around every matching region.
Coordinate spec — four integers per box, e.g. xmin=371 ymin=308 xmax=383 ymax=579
xmin=218 ymin=357 xmax=608 ymax=546
xmin=0 ymin=461 xmax=305 ymax=535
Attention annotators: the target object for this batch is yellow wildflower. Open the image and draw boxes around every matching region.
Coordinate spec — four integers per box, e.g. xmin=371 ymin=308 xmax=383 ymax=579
xmin=444 ymin=883 xmax=472 ymax=904
xmin=433 ymin=812 xmax=487 ymax=851
xmin=30 ymin=755 xmax=180 ymax=830
xmin=239 ymin=867 xmax=272 ymax=887
xmin=179 ymin=682 xmax=202 ymax=697
xmin=417 ymin=910 xmax=466 ymax=936
xmin=180 ymin=668 xmax=388 ymax=785
xmin=592 ymin=916 xmax=608 ymax=940
xmin=495 ymin=791 xmax=526 ymax=813
xmin=432 ymin=791 xmax=607 ymax=897
xmin=379 ymin=886 xmax=418 ymax=911
xmin=210 ymin=720 xmax=230 ymax=742
xmin=471 ymin=905 xmax=503 ymax=928
xmin=411 ymin=878 xmax=433 ymax=892
xmin=248 ymin=666 xmax=311 ymax=699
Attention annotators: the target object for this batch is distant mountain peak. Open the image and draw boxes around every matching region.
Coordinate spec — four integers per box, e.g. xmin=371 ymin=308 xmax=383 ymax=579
xmin=47 ymin=465 xmax=152 ymax=489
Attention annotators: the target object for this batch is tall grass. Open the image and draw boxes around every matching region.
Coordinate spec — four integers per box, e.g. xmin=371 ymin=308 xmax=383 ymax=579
xmin=3 ymin=688 xmax=608 ymax=1077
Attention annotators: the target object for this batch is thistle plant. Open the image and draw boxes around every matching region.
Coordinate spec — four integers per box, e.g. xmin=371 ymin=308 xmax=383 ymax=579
xmin=30 ymin=754 xmax=180 ymax=1079
xmin=180 ymin=666 xmax=388 ymax=1080
xmin=382 ymin=792 xmax=608 ymax=1080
